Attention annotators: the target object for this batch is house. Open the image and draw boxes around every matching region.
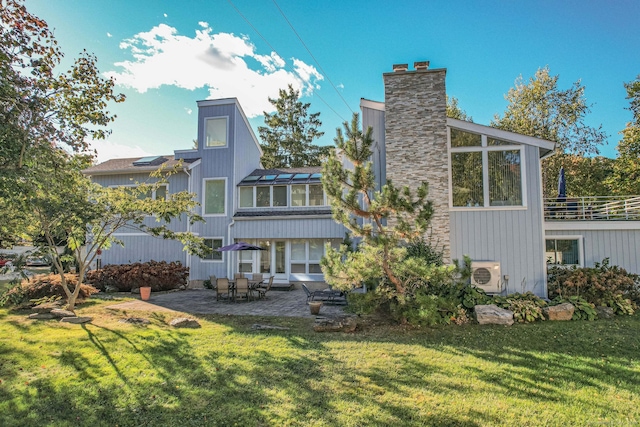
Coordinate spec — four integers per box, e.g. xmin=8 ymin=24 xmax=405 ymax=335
xmin=85 ymin=61 xmax=640 ymax=295
xmin=84 ymin=99 xmax=345 ymax=287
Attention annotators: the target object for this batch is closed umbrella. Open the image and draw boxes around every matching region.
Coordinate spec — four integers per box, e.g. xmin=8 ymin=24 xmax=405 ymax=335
xmin=217 ymin=242 xmax=265 ymax=251
xmin=557 ymin=166 xmax=566 ymax=201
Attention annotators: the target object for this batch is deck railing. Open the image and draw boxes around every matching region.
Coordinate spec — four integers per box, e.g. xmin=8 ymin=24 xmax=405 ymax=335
xmin=543 ymin=196 xmax=640 ymax=221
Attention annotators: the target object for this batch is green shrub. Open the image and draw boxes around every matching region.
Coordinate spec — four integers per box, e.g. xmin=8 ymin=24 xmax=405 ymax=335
xmin=405 ymin=237 xmax=445 ymax=266
xmin=85 ymin=260 xmax=189 ymax=292
xmin=553 ymin=296 xmax=597 ymax=321
xmin=493 ymin=292 xmax=547 ymax=323
xmin=389 ymin=289 xmax=461 ymax=326
xmin=548 ymin=259 xmax=640 ymax=308
xmin=1 ymin=274 xmax=98 ymax=307
xmin=346 ymin=291 xmax=382 ymax=315
xmin=606 ymin=294 xmax=635 ymax=315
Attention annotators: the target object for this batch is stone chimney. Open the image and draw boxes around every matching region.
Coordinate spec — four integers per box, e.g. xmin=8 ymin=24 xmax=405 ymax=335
xmin=383 ymin=61 xmax=450 ymax=260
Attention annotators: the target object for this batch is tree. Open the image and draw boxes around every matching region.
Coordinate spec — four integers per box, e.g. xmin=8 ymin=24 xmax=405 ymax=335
xmin=446 ymin=96 xmax=473 ymax=121
xmin=0 ymin=0 xmax=123 ymax=189
xmin=321 ymin=113 xmax=438 ymax=296
xmin=492 ymin=67 xmax=608 ymax=197
xmin=258 ymin=85 xmax=331 ymax=168
xmin=18 ymin=150 xmax=207 ymax=311
xmin=608 ymin=75 xmax=640 ymax=195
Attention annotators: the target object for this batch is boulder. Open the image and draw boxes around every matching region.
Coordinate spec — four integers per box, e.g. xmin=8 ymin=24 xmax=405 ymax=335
xmin=596 ymin=306 xmax=614 ymax=319
xmin=169 ymin=317 xmax=201 ymax=328
xmin=251 ymin=324 xmax=290 ymax=331
xmin=31 ymin=302 xmax=63 ymax=313
xmin=313 ymin=315 xmax=358 ymax=333
xmin=50 ymin=309 xmax=76 ymax=318
xmin=60 ymin=316 xmax=92 ymax=324
xmin=120 ymin=317 xmax=151 ymax=325
xmin=474 ymin=304 xmax=514 ymax=326
xmin=104 ymin=285 xmax=119 ymax=293
xmin=29 ymin=313 xmax=55 ymax=320
xmin=543 ymin=303 xmax=575 ymax=321
xmin=131 ymin=287 xmax=140 ymax=294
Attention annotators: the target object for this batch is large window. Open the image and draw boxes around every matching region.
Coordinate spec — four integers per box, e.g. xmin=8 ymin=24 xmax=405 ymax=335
xmin=290 ymin=239 xmax=338 ymax=274
xmin=450 ymin=128 xmax=524 ymax=208
xmin=204 ymin=178 xmax=226 ymax=215
xmin=205 ymin=117 xmax=227 ymax=148
xmin=238 ymin=184 xmax=325 ymax=208
xmin=203 ymin=238 xmax=223 ymax=261
xmin=546 ymin=238 xmax=582 ymax=267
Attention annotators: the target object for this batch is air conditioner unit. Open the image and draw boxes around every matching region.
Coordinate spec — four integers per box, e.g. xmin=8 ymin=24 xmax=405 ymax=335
xmin=471 ymin=261 xmax=502 ymax=294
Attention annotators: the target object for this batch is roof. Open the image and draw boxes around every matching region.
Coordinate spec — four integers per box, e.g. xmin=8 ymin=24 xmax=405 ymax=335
xmin=83 ymin=155 xmax=200 ymax=176
xmin=239 ymin=167 xmax=323 ymax=186
xmin=246 ymin=166 xmax=322 ymax=176
xmin=234 ymin=208 xmax=332 ymax=218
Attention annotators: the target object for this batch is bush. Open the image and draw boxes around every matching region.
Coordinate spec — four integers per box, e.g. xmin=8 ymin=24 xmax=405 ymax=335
xmin=389 ymin=289 xmax=462 ymax=326
xmin=548 ymin=258 xmax=640 ymax=309
xmin=346 ymin=291 xmax=382 ymax=315
xmin=0 ymin=274 xmax=98 ymax=307
xmin=85 ymin=260 xmax=189 ymax=292
xmin=405 ymin=238 xmax=445 ymax=266
xmin=493 ymin=292 xmax=547 ymax=323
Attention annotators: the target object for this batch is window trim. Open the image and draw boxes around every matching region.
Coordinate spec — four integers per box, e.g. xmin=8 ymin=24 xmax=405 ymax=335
xmin=545 ymin=235 xmax=584 ymax=268
xmin=448 ymin=127 xmax=528 ymax=210
xmin=201 ymin=237 xmax=224 ymax=263
xmin=203 ymin=177 xmax=227 ymax=217
xmin=203 ymin=116 xmax=229 ymax=149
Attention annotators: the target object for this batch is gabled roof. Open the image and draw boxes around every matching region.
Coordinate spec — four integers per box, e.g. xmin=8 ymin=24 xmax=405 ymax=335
xmin=83 ymin=155 xmax=200 ymax=176
xmin=246 ymin=166 xmax=322 ymax=176
xmin=447 ymin=118 xmax=556 ymax=158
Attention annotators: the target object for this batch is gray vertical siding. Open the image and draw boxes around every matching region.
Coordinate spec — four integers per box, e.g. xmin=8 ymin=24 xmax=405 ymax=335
xmin=233 ymin=218 xmax=346 ymax=239
xmin=361 ymin=103 xmax=386 ymax=191
xmin=101 ymin=235 xmax=187 ymax=266
xmin=545 ymin=227 xmax=640 ymax=274
xmin=450 ymin=144 xmax=547 ymax=296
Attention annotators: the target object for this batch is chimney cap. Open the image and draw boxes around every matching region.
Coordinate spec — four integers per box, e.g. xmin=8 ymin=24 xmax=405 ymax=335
xmin=393 ymin=63 xmax=408 ymax=72
xmin=414 ymin=61 xmax=430 ymax=70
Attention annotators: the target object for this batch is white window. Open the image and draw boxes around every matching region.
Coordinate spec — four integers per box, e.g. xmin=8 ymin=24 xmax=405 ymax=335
xmin=204 ymin=178 xmax=226 ymax=215
xmin=450 ymin=128 xmax=524 ymax=208
xmin=256 ymin=186 xmax=271 ymax=208
xmin=205 ymin=117 xmax=228 ymax=148
xmin=546 ymin=236 xmax=583 ymax=267
xmin=203 ymin=238 xmax=223 ymax=261
xmin=289 ymin=239 xmax=338 ymax=274
xmin=291 ymin=185 xmax=306 ymax=207
xmin=309 ymin=185 xmax=325 ymax=206
xmin=273 ymin=186 xmax=287 ymax=206
xmin=239 ymin=187 xmax=254 ymax=208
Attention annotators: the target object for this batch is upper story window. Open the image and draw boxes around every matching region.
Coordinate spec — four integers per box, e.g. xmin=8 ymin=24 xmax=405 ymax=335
xmin=238 ymin=184 xmax=326 ymax=208
xmin=205 ymin=117 xmax=228 ymax=148
xmin=204 ymin=178 xmax=226 ymax=215
xmin=116 ymin=184 xmax=167 ymax=200
xmin=450 ymin=128 xmax=524 ymax=208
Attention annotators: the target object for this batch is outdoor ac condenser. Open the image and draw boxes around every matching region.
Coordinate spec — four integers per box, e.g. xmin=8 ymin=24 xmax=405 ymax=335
xmin=471 ymin=261 xmax=502 ymax=294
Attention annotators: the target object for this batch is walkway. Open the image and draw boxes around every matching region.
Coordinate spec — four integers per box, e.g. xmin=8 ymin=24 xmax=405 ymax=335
xmin=105 ymin=288 xmax=347 ymax=318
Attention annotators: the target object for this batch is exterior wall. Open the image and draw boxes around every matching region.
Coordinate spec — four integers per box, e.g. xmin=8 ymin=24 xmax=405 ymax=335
xmin=545 ymin=224 xmax=640 ymax=274
xmin=450 ymin=144 xmax=548 ymax=296
xmin=100 ymin=235 xmax=187 ymax=266
xmin=383 ymin=68 xmax=451 ymax=260
xmin=361 ymin=101 xmax=386 ymax=191
xmin=233 ymin=217 xmax=345 ymax=239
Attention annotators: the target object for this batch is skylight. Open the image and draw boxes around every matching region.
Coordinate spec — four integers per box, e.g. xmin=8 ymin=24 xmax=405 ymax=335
xmin=133 ymin=156 xmax=165 ymax=166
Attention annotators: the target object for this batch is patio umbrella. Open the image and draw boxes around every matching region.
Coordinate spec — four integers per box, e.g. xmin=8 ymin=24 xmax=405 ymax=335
xmin=217 ymin=241 xmax=265 ymax=251
xmin=557 ymin=166 xmax=567 ymax=201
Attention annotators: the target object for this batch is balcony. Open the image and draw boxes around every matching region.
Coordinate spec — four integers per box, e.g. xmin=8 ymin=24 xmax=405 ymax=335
xmin=544 ymin=196 xmax=640 ymax=221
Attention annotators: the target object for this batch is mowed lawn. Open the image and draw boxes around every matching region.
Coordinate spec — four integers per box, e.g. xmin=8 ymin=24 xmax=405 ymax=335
xmin=1 ymin=298 xmax=639 ymax=427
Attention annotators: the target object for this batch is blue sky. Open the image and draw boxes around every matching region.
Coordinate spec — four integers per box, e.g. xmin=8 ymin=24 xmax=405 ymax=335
xmin=26 ymin=0 xmax=640 ymax=162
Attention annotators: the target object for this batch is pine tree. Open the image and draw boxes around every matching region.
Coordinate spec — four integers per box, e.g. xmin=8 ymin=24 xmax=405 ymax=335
xmin=258 ymin=85 xmax=331 ymax=169
xmin=321 ymin=113 xmax=435 ymax=295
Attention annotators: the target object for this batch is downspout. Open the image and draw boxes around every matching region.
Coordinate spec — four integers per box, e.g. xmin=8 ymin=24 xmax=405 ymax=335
xmin=183 ymin=166 xmax=193 ymax=281
xmin=228 ymin=219 xmax=235 ymax=279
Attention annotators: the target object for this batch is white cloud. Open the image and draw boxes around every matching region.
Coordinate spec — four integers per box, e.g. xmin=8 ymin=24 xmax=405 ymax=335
xmin=184 ymin=107 xmax=192 ymax=115
xmin=91 ymin=140 xmax=154 ymax=164
xmin=107 ymin=32 xmax=112 ymax=38
xmin=163 ymin=13 xmax=168 ymax=18
xmin=105 ymin=23 xmax=323 ymax=117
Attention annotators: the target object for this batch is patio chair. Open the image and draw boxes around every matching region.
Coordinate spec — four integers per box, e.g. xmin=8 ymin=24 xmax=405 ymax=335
xmin=255 ymin=276 xmax=274 ymax=300
xmin=216 ymin=277 xmax=230 ymax=301
xmin=252 ymin=273 xmax=263 ymax=283
xmin=301 ymin=283 xmax=346 ymax=305
xmin=234 ymin=272 xmax=245 ymax=279
xmin=234 ymin=277 xmax=251 ymax=302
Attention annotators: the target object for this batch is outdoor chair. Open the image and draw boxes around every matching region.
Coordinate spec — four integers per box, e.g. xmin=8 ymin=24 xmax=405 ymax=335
xmin=251 ymin=273 xmax=263 ymax=283
xmin=301 ymin=283 xmax=347 ymax=305
xmin=234 ymin=272 xmax=245 ymax=279
xmin=234 ymin=277 xmax=251 ymax=302
xmin=216 ymin=277 xmax=230 ymax=301
xmin=255 ymin=276 xmax=274 ymax=300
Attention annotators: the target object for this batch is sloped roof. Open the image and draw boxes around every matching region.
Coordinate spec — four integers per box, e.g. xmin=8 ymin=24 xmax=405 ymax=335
xmin=83 ymin=155 xmax=199 ymax=176
xmin=246 ymin=166 xmax=323 ymax=176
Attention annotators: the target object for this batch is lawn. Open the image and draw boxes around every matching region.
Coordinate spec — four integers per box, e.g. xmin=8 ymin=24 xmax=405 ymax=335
xmin=1 ymin=298 xmax=639 ymax=427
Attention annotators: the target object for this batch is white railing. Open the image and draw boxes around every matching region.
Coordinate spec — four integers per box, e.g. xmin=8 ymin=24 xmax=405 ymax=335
xmin=543 ymin=196 xmax=640 ymax=221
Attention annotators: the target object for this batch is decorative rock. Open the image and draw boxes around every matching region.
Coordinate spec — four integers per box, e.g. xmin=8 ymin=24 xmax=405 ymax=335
xmin=31 ymin=302 xmax=62 ymax=313
xmin=169 ymin=317 xmax=201 ymax=328
xmin=120 ymin=317 xmax=151 ymax=325
xmin=104 ymin=285 xmax=119 ymax=293
xmin=50 ymin=309 xmax=76 ymax=318
xmin=60 ymin=316 xmax=92 ymax=324
xmin=131 ymin=287 xmax=140 ymax=294
xmin=475 ymin=304 xmax=514 ymax=326
xmin=596 ymin=306 xmax=614 ymax=319
xmin=29 ymin=313 xmax=55 ymax=320
xmin=179 ymin=285 xmax=187 ymax=290
xmin=251 ymin=324 xmax=290 ymax=331
xmin=313 ymin=315 xmax=358 ymax=333
xmin=543 ymin=303 xmax=575 ymax=321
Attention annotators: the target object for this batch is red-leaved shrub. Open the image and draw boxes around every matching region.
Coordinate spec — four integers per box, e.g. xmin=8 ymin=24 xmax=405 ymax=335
xmin=85 ymin=260 xmax=189 ymax=292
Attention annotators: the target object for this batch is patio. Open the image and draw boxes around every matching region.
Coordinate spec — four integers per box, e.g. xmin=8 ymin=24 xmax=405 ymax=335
xmin=105 ymin=288 xmax=348 ymax=318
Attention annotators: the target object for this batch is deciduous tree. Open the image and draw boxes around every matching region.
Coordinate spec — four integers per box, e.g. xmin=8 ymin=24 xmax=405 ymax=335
xmin=258 ymin=85 xmax=331 ymax=168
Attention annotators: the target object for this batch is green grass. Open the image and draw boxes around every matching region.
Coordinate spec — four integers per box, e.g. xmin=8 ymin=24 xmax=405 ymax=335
xmin=1 ymin=299 xmax=640 ymax=427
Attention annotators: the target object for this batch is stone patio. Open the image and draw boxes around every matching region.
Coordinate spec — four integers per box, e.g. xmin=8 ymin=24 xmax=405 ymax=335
xmin=105 ymin=288 xmax=347 ymax=318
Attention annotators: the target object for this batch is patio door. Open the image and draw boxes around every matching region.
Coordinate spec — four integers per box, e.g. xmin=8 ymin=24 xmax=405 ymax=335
xmin=273 ymin=241 xmax=287 ymax=281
